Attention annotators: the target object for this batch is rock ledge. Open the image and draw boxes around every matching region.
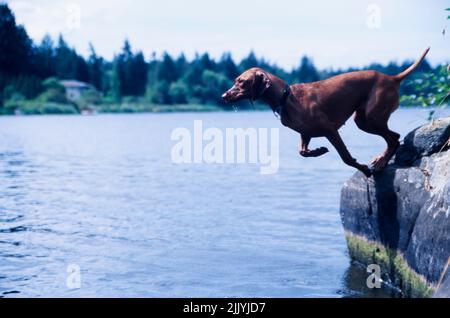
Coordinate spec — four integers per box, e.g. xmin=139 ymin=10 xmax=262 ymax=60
xmin=340 ymin=117 xmax=450 ymax=297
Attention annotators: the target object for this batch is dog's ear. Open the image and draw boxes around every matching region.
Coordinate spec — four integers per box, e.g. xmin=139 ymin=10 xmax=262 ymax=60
xmin=252 ymin=70 xmax=271 ymax=100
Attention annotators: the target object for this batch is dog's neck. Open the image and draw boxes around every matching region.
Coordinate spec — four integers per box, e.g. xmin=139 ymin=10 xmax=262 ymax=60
xmin=259 ymin=74 xmax=293 ymax=118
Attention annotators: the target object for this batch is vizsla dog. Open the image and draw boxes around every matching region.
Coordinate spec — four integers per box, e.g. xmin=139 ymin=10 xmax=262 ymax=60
xmin=222 ymin=48 xmax=430 ymax=177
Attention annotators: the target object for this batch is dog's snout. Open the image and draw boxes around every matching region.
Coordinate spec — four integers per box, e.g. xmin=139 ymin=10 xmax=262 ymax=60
xmin=222 ymin=85 xmax=238 ymax=101
xmin=222 ymin=89 xmax=233 ymax=101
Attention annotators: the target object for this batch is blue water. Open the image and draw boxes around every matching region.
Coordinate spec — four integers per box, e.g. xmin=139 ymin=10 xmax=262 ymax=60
xmin=0 ymin=107 xmax=446 ymax=297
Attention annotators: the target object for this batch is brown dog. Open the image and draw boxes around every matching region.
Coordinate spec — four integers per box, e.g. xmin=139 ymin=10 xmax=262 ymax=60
xmin=222 ymin=48 xmax=430 ymax=177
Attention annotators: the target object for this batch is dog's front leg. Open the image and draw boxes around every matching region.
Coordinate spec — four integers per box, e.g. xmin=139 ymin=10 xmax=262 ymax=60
xmin=325 ymin=131 xmax=372 ymax=177
xmin=299 ymin=135 xmax=329 ymax=157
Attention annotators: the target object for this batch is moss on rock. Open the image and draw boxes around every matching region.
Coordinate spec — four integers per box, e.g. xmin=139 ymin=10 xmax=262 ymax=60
xmin=345 ymin=231 xmax=435 ymax=297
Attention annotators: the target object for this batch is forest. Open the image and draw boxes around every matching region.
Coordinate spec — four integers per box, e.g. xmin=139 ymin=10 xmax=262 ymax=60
xmin=0 ymin=3 xmax=448 ymax=115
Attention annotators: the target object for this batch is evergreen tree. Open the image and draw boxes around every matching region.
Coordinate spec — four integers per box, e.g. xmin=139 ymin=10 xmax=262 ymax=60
xmin=75 ymin=55 xmax=89 ymax=82
xmin=0 ymin=4 xmax=35 ymax=107
xmin=183 ymin=54 xmax=203 ymax=87
xmin=239 ymin=51 xmax=259 ymax=71
xmin=113 ymin=40 xmax=148 ymax=96
xmin=34 ymin=34 xmax=55 ymax=79
xmin=111 ymin=59 xmax=122 ymax=102
xmin=114 ymin=40 xmax=132 ymax=96
xmin=128 ymin=51 xmax=147 ymax=96
xmin=146 ymin=52 xmax=158 ymax=87
xmin=54 ymin=35 xmax=77 ymax=79
xmin=218 ymin=52 xmax=239 ymax=80
xmin=0 ymin=4 xmax=33 ymax=77
xmin=293 ymin=56 xmax=320 ymax=83
xmin=87 ymin=43 xmax=103 ymax=91
xmin=101 ymin=62 xmax=113 ymax=95
xmin=157 ymin=52 xmax=178 ymax=83
xmin=198 ymin=53 xmax=216 ymax=71
xmin=175 ymin=54 xmax=188 ymax=77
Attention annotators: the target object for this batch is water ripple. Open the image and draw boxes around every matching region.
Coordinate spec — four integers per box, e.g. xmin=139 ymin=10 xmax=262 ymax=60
xmin=0 ymin=109 xmax=442 ymax=297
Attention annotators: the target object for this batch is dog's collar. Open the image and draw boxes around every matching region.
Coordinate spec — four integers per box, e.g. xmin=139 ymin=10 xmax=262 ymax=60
xmin=273 ymin=84 xmax=291 ymax=118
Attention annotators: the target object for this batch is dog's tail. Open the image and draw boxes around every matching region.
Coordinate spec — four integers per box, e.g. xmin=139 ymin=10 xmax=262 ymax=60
xmin=393 ymin=47 xmax=430 ymax=81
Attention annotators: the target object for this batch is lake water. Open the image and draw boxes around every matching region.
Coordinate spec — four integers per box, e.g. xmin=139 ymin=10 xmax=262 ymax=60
xmin=0 ymin=107 xmax=447 ymax=298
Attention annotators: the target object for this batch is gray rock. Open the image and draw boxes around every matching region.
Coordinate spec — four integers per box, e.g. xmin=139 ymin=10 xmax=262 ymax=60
xmin=395 ymin=117 xmax=450 ymax=166
xmin=340 ymin=117 xmax=450 ymax=297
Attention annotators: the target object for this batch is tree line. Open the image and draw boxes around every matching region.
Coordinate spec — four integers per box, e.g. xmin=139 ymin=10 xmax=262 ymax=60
xmin=0 ymin=3 xmax=447 ymax=114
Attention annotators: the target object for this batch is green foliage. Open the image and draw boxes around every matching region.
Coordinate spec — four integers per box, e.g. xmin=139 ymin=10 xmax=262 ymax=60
xmin=2 ymin=100 xmax=77 ymax=115
xmin=169 ymin=81 xmax=188 ymax=104
xmin=198 ymin=70 xmax=231 ymax=104
xmin=3 ymin=75 xmax=42 ymax=99
xmin=37 ymin=77 xmax=67 ymax=104
xmin=147 ymin=80 xmax=171 ymax=104
xmin=3 ymin=89 xmax=25 ymax=102
xmin=2 ymin=90 xmax=25 ymax=114
xmin=22 ymin=102 xmax=78 ymax=115
xmin=110 ymin=59 xmax=122 ymax=103
xmin=400 ymin=65 xmax=450 ymax=107
xmin=42 ymin=77 xmax=62 ymax=90
xmin=96 ymin=103 xmax=222 ymax=114
xmin=74 ymin=87 xmax=102 ymax=111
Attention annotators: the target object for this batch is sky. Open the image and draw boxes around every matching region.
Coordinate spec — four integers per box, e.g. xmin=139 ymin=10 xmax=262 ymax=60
xmin=6 ymin=0 xmax=450 ymax=70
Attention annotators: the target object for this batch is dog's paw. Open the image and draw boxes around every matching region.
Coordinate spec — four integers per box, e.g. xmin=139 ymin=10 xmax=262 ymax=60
xmin=317 ymin=147 xmax=329 ymax=154
xmin=360 ymin=165 xmax=373 ymax=178
xmin=309 ymin=147 xmax=329 ymax=157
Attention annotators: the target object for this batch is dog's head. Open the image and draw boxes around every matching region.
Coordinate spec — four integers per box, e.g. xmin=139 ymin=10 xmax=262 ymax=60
xmin=222 ymin=68 xmax=271 ymax=103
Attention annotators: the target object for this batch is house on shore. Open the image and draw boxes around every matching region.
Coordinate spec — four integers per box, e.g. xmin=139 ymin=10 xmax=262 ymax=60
xmin=59 ymin=80 xmax=93 ymax=102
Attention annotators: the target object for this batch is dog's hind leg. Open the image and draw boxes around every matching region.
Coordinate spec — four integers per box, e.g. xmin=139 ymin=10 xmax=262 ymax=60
xmin=358 ymin=84 xmax=401 ymax=170
xmin=370 ymin=125 xmax=400 ymax=170
xmin=354 ymin=106 xmax=400 ymax=170
xmin=298 ymin=134 xmax=329 ymax=157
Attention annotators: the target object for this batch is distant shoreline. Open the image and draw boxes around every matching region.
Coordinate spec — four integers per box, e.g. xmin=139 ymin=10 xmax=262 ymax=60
xmin=0 ymin=102 xmax=265 ymax=116
xmin=0 ymin=103 xmax=444 ymax=116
